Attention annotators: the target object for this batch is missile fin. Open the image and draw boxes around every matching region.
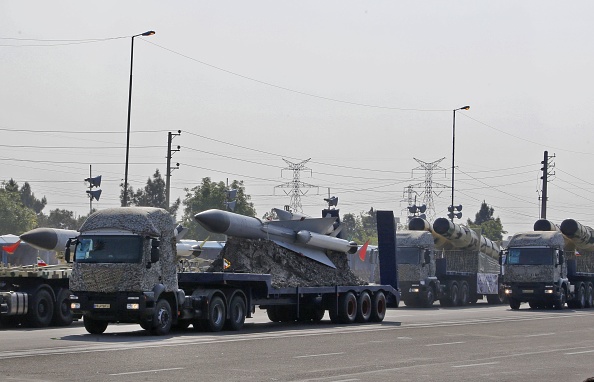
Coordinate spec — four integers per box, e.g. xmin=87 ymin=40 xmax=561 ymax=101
xmin=267 ymin=217 xmax=336 ymax=235
xmin=272 ymin=240 xmax=337 ymax=268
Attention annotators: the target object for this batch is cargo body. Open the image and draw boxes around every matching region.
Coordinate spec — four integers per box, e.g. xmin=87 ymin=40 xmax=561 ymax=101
xmin=69 ymin=207 xmax=400 ymax=335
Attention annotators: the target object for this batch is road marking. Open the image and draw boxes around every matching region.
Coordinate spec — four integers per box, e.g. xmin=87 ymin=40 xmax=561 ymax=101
xmin=426 ymin=341 xmax=465 ymax=347
xmin=525 ymin=332 xmax=555 ymax=337
xmin=565 ymin=349 xmax=594 ymax=355
xmin=109 ymin=367 xmax=184 ymax=376
xmin=452 ymin=361 xmax=499 ymax=368
xmin=294 ymin=352 xmax=345 ymax=359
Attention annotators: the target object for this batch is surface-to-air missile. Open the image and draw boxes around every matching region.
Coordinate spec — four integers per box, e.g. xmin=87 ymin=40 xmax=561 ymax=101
xmin=533 ymin=219 xmax=560 ymax=232
xmin=194 ymin=209 xmax=358 ymax=268
xmin=560 ymin=219 xmax=594 ymax=252
xmin=432 ymin=217 xmax=500 ymax=258
xmin=20 ymin=227 xmax=78 ymax=252
xmin=408 ymin=217 xmax=454 ymax=249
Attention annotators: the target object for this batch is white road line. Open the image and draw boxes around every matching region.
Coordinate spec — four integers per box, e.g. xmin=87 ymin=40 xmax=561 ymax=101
xmin=525 ymin=332 xmax=556 ymax=337
xmin=294 ymin=352 xmax=345 ymax=359
xmin=452 ymin=361 xmax=499 ymax=368
xmin=109 ymin=367 xmax=184 ymax=376
xmin=426 ymin=341 xmax=465 ymax=347
xmin=565 ymin=349 xmax=594 ymax=355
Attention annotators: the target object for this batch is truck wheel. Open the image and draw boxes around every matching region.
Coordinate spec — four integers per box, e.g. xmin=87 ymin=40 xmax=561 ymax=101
xmin=577 ymin=285 xmax=586 ymax=309
xmin=509 ymin=298 xmax=521 ymax=310
xmin=52 ymin=288 xmax=73 ymax=327
xmin=587 ymin=283 xmax=594 ymax=308
xmin=151 ymin=299 xmax=172 ymax=335
xmin=458 ymin=282 xmax=469 ymax=306
xmin=449 ymin=283 xmax=459 ymax=307
xmin=356 ymin=291 xmax=372 ymax=323
xmin=26 ymin=289 xmax=54 ymax=328
xmin=204 ymin=296 xmax=226 ymax=332
xmin=83 ymin=315 xmax=108 ymax=334
xmin=338 ymin=292 xmax=357 ymax=324
xmin=370 ymin=291 xmax=386 ymax=322
xmin=224 ymin=295 xmax=246 ymax=331
xmin=422 ymin=287 xmax=435 ymax=308
xmin=554 ymin=288 xmax=566 ymax=310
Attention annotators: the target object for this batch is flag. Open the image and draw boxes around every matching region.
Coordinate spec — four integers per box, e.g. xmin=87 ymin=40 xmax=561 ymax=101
xmin=358 ymin=240 xmax=370 ymax=261
xmin=37 ymin=257 xmax=48 ymax=266
xmin=2 ymin=240 xmax=21 ymax=254
xmin=223 ymin=258 xmax=231 ymax=269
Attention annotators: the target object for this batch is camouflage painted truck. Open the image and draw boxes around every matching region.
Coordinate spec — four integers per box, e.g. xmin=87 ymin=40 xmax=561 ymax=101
xmin=381 ymin=216 xmax=503 ymax=307
xmin=502 ymin=219 xmax=594 ymax=310
xmin=68 ymin=207 xmax=400 ymax=335
xmin=0 ymin=263 xmax=74 ymax=328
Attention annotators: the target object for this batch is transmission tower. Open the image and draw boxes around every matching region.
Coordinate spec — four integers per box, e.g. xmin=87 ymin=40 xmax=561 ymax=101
xmin=405 ymin=157 xmax=449 ymax=222
xmin=275 ymin=158 xmax=318 ymax=213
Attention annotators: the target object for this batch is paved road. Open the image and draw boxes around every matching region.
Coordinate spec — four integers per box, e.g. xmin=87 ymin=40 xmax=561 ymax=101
xmin=2 ymin=303 xmax=594 ymax=381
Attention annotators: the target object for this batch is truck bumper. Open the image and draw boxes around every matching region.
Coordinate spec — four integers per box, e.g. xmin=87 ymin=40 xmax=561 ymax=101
xmin=503 ymin=284 xmax=558 ymax=302
xmin=70 ymin=292 xmax=155 ymax=323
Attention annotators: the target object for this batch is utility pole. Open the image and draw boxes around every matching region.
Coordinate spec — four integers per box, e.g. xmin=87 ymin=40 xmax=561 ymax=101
xmin=540 ymin=150 xmax=555 ymax=219
xmin=166 ymin=130 xmax=181 ymax=209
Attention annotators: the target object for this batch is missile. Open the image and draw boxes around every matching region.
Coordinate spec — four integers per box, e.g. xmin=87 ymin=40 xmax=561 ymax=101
xmin=195 ymin=209 xmax=358 ymax=268
xmin=407 ymin=217 xmax=453 ymax=249
xmin=432 ymin=217 xmax=500 ymax=258
xmin=533 ymin=219 xmax=560 ymax=232
xmin=20 ymin=227 xmax=79 ymax=252
xmin=560 ymin=219 xmax=594 ymax=251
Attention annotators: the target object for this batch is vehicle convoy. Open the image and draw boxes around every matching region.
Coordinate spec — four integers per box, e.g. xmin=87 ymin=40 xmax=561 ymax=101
xmin=502 ymin=218 xmax=594 ymax=310
xmin=386 ymin=216 xmax=503 ymax=308
xmin=67 ymin=207 xmax=400 ymax=335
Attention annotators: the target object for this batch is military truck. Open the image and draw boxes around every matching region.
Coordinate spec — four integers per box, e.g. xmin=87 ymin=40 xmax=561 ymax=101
xmin=376 ymin=216 xmax=503 ymax=308
xmin=502 ymin=219 xmax=594 ymax=310
xmin=68 ymin=207 xmax=400 ymax=335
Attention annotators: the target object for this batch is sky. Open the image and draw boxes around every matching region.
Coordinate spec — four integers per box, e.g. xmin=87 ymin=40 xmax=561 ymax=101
xmin=2 ymin=1 xmax=594 ymax=237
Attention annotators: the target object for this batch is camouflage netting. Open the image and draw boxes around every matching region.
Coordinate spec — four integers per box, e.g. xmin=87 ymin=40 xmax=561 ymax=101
xmin=207 ymin=237 xmax=367 ymax=288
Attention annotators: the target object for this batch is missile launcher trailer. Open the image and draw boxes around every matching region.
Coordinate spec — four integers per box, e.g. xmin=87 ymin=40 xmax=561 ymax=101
xmin=69 ymin=207 xmax=400 ymax=335
xmin=0 ymin=263 xmax=74 ymax=328
xmin=502 ymin=219 xmax=594 ymax=310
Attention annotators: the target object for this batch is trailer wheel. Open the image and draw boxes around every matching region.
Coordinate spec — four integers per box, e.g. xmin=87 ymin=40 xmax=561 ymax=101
xmin=458 ymin=282 xmax=469 ymax=306
xmin=449 ymin=283 xmax=459 ymax=307
xmin=554 ymin=288 xmax=566 ymax=310
xmin=204 ymin=296 xmax=226 ymax=332
xmin=337 ymin=292 xmax=357 ymax=324
xmin=52 ymin=288 xmax=73 ymax=327
xmin=83 ymin=316 xmax=108 ymax=334
xmin=509 ymin=298 xmax=521 ymax=310
xmin=224 ymin=295 xmax=246 ymax=331
xmin=587 ymin=283 xmax=594 ymax=308
xmin=421 ymin=287 xmax=435 ymax=308
xmin=370 ymin=291 xmax=386 ymax=322
xmin=26 ymin=289 xmax=54 ymax=328
xmin=577 ymin=285 xmax=586 ymax=309
xmin=151 ymin=299 xmax=172 ymax=335
xmin=356 ymin=291 xmax=372 ymax=323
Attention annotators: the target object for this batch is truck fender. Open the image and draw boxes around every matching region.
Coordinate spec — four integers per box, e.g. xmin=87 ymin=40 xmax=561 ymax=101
xmin=190 ymin=288 xmax=227 ymax=309
xmin=152 ymin=284 xmax=166 ymax=302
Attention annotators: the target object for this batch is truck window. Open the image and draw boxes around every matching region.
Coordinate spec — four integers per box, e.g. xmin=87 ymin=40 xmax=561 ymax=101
xmin=507 ymin=248 xmax=554 ymax=265
xmin=396 ymin=247 xmax=421 ymax=264
xmin=74 ymin=235 xmax=143 ymax=263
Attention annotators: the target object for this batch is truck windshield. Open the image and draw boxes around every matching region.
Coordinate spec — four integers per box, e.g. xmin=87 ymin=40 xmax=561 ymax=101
xmin=74 ymin=235 xmax=143 ymax=263
xmin=507 ymin=247 xmax=554 ymax=265
xmin=397 ymin=247 xmax=421 ymax=264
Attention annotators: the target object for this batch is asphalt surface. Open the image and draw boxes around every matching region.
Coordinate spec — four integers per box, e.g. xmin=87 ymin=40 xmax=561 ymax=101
xmin=1 ymin=302 xmax=594 ymax=381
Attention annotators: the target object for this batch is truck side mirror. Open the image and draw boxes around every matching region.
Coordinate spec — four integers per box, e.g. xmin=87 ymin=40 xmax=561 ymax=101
xmin=498 ymin=251 xmax=503 ymax=266
xmin=150 ymin=238 xmax=161 ymax=263
xmin=424 ymin=249 xmax=431 ymax=265
xmin=559 ymin=250 xmax=564 ymax=265
xmin=65 ymin=239 xmax=72 ymax=263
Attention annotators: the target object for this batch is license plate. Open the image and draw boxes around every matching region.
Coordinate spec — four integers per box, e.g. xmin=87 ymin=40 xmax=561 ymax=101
xmin=522 ymin=290 xmax=534 ymax=294
xmin=94 ymin=303 xmax=110 ymax=309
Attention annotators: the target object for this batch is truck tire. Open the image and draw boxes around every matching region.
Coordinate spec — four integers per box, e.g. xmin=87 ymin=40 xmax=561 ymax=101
xmin=26 ymin=289 xmax=54 ymax=328
xmin=509 ymin=298 xmax=521 ymax=310
xmin=370 ymin=291 xmax=386 ymax=322
xmin=458 ymin=282 xmax=469 ymax=306
xmin=554 ymin=288 xmax=566 ymax=310
xmin=449 ymin=283 xmax=459 ymax=307
xmin=338 ymin=292 xmax=357 ymax=324
xmin=224 ymin=295 xmax=246 ymax=331
xmin=204 ymin=296 xmax=226 ymax=332
xmin=355 ymin=291 xmax=372 ymax=323
xmin=577 ymin=285 xmax=586 ymax=309
xmin=52 ymin=288 xmax=73 ymax=327
xmin=421 ymin=287 xmax=435 ymax=308
xmin=151 ymin=299 xmax=172 ymax=335
xmin=83 ymin=316 xmax=108 ymax=334
xmin=587 ymin=283 xmax=594 ymax=308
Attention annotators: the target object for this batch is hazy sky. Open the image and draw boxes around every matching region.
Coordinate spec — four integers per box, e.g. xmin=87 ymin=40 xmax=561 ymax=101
xmin=2 ymin=2 xmax=594 ymax=235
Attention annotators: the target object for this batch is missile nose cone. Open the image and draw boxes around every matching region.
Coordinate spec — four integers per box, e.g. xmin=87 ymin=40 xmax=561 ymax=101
xmin=195 ymin=209 xmax=231 ymax=234
xmin=20 ymin=228 xmax=58 ymax=250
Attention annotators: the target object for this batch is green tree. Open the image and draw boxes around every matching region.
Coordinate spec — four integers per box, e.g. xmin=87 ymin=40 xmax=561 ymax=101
xmin=341 ymin=208 xmax=378 ymax=245
xmin=37 ymin=209 xmax=87 ymax=230
xmin=0 ymin=185 xmax=37 ymax=234
xmin=120 ymin=169 xmax=180 ymax=216
xmin=467 ymin=201 xmax=506 ymax=241
xmin=182 ymin=177 xmax=256 ymax=240
xmin=19 ymin=182 xmax=47 ymax=214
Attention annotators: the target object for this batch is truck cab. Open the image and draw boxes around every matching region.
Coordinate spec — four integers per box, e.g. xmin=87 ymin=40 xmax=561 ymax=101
xmin=397 ymin=231 xmax=438 ymax=307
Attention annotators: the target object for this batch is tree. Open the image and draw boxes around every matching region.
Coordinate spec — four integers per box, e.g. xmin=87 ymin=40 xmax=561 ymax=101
xmin=182 ymin=177 xmax=256 ymax=240
xmin=19 ymin=182 xmax=47 ymax=214
xmin=37 ymin=209 xmax=88 ymax=230
xmin=0 ymin=185 xmax=37 ymax=234
xmin=467 ymin=201 xmax=506 ymax=242
xmin=120 ymin=169 xmax=180 ymax=216
xmin=341 ymin=208 xmax=378 ymax=245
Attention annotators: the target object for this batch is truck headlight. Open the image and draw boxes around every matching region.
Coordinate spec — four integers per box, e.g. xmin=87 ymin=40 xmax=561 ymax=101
xmin=504 ymin=289 xmax=512 ymax=295
xmin=544 ymin=289 xmax=554 ymax=294
xmin=409 ymin=288 xmax=420 ymax=293
xmin=127 ymin=303 xmax=140 ymax=310
xmin=71 ymin=303 xmax=80 ymax=309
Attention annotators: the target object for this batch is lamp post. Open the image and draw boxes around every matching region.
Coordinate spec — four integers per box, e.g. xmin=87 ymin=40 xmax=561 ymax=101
xmin=123 ymin=30 xmax=155 ymax=206
xmin=450 ymin=105 xmax=470 ymax=221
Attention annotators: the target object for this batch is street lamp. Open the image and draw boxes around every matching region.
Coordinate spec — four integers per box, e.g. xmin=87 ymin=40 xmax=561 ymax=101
xmin=123 ymin=30 xmax=155 ymax=206
xmin=450 ymin=105 xmax=470 ymax=221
